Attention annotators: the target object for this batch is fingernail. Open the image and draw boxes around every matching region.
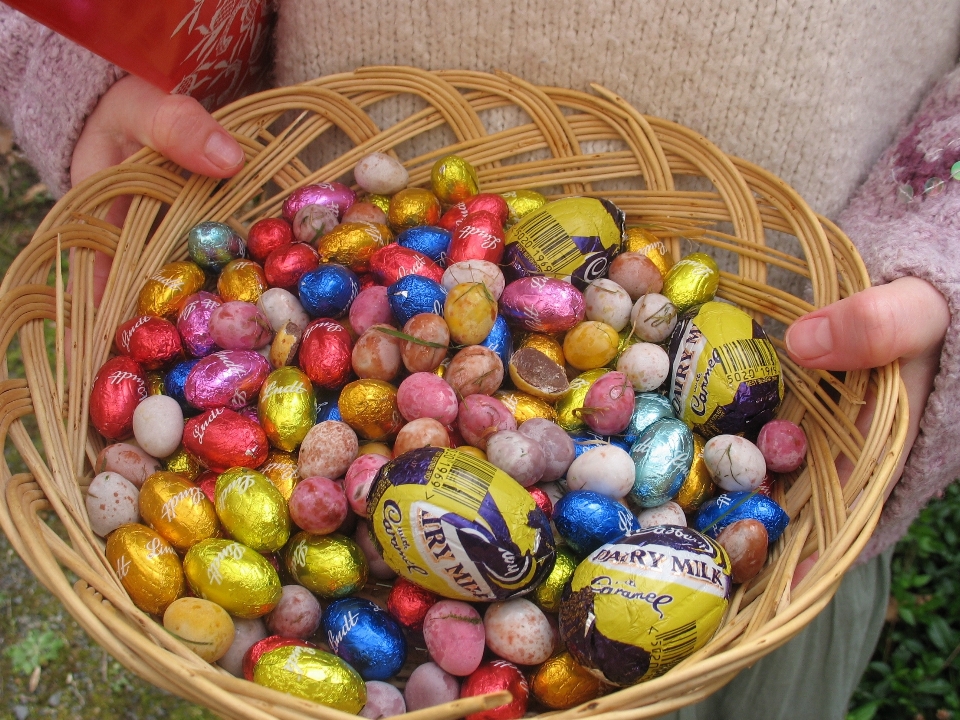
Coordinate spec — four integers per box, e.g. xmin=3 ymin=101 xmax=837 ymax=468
xmin=204 ymin=131 xmax=244 ymax=170
xmin=786 ymin=316 xmax=833 ymax=360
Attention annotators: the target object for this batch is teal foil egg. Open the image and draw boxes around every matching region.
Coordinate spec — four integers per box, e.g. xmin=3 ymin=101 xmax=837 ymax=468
xmin=629 ymin=418 xmax=694 ymax=508
xmin=621 ymin=393 xmax=675 ymax=445
xmin=187 ymin=221 xmax=246 ymax=272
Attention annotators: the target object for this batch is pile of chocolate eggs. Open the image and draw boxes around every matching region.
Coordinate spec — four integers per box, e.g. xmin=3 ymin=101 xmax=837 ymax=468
xmin=85 ymin=150 xmax=806 ymax=715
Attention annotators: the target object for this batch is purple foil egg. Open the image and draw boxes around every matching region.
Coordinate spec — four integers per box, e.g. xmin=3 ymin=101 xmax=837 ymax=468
xmin=282 ymin=183 xmax=357 ymax=222
xmin=499 ymin=276 xmax=585 ymax=333
xmin=184 ymin=349 xmax=270 ymax=410
xmin=177 ymin=292 xmax=223 ymax=358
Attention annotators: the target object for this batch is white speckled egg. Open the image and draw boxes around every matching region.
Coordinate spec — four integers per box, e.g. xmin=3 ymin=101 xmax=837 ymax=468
xmin=132 ymin=395 xmax=184 ymax=458
xmin=257 ymin=287 xmax=310 ymax=332
xmin=584 ymin=278 xmax=633 ymax=331
xmin=703 ymin=435 xmax=767 ymax=492
xmin=636 ymin=501 xmax=687 ymax=528
xmin=441 ymin=260 xmax=506 ymax=301
xmin=616 ymin=342 xmax=670 ymax=392
xmin=355 ymin=152 xmax=410 ymax=195
xmin=85 ymin=471 xmax=140 ymax=537
xmin=565 ymin=445 xmax=635 ymax=499
xmin=484 ymin=598 xmax=556 ymax=666
xmin=630 ymin=293 xmax=678 ymax=343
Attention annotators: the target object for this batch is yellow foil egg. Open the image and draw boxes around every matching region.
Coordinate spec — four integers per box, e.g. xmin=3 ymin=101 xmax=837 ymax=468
xmin=338 ymin=379 xmax=403 ymax=441
xmin=286 ymin=532 xmax=368 ymax=598
xmin=556 ymin=368 xmax=610 ymax=432
xmin=563 ymin=321 xmax=620 ymax=371
xmin=139 ymin=471 xmax=220 ymax=552
xmin=518 ymin=332 xmax=565 ymax=367
xmin=137 ymin=261 xmax=206 ymax=318
xmin=501 ymin=189 xmax=547 ymax=226
xmin=533 ymin=546 xmax=578 ymax=613
xmin=661 ymin=252 xmax=720 ymax=312
xmin=317 ymin=222 xmax=392 ymax=273
xmin=531 ymin=651 xmax=604 ymax=709
xmin=623 ymin=227 xmax=674 ymax=278
xmin=494 ymin=390 xmax=557 ymax=425
xmin=217 ymin=259 xmax=268 ymax=303
xmin=433 ymin=357 xmax=450 ymax=379
xmin=146 ymin=372 xmax=165 ymax=396
xmin=253 ymin=644 xmax=366 ymax=713
xmin=259 ymin=450 xmax=301 ymax=502
xmin=258 ymin=366 xmax=316 ymax=452
xmin=388 ymin=188 xmax=442 ymax=231
xmin=444 ymin=282 xmax=498 ymax=346
xmin=367 ymin=194 xmax=391 ymax=213
xmin=431 ymin=155 xmax=480 ymax=205
xmin=674 ymin=433 xmax=714 ymax=512
xmin=163 ymin=446 xmax=202 ymax=482
xmin=105 ymin=524 xmax=184 ymax=615
xmin=214 ymin=468 xmax=290 ymax=553
xmin=183 ymin=538 xmax=282 ymax=618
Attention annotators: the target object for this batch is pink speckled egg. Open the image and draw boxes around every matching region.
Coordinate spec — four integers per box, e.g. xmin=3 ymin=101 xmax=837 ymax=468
xmin=396 ymin=373 xmax=459 ymax=425
xmin=405 ymin=662 xmax=460 ymax=711
xmin=483 ymin=598 xmax=556 ymax=666
xmin=298 ymin=421 xmax=359 ymax=480
xmin=422 ymin=600 xmax=485 ymax=676
xmin=344 ymin=453 xmax=390 ymax=517
xmin=457 ymin=395 xmax=517 ymax=451
xmin=756 ymin=419 xmax=807 ymax=473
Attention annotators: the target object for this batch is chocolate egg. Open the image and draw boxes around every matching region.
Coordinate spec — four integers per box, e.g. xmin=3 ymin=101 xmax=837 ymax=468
xmin=493 ymin=390 xmax=557 ymax=425
xmin=553 ymin=490 xmax=639 ymax=556
xmin=674 ymin=433 xmax=713 ymax=512
xmin=622 ymin=227 xmax=673 ymax=277
xmin=90 ymin=356 xmax=147 ymax=440
xmin=178 ymin=292 xmax=223 ymax=358
xmin=629 ymin=418 xmax=694 ymax=508
xmin=163 ymin=360 xmax=199 ymax=415
xmin=162 ymin=445 xmax=203 ymax=481
xmin=282 ymin=182 xmax=357 ymax=222
xmin=185 ymin=350 xmax=270 ymax=410
xmin=321 ymin=597 xmax=407 ymax=680
xmin=555 ymin=368 xmax=609 ymax=432
xmin=531 ymin=651 xmax=603 ymax=709
xmin=253 ymin=644 xmax=365 ymax=713
xmin=316 ymin=222 xmax=391 ymax=272
xmin=218 ymin=259 xmax=268 ymax=304
xmin=499 ymin=276 xmax=585 ymax=333
xmin=370 ymin=244 xmax=444 ymax=285
xmin=662 ymin=252 xmax=719 ymax=312
xmin=388 ymin=188 xmax=442 ymax=231
xmin=432 ymin=155 xmax=480 ymax=204
xmin=215 ymin=468 xmax=290 ymax=552
xmin=115 ymin=315 xmax=183 ymax=370
xmin=398 ymin=225 xmax=452 ymax=265
xmin=285 ymin=531 xmax=368 ymax=598
xmin=386 ymin=577 xmax=439 ymax=631
xmin=622 ymin=392 xmax=675 ymax=445
xmin=139 ymin=471 xmax=219 ymax=551
xmin=694 ymin=491 xmax=790 ymax=543
xmin=461 ymin=661 xmax=529 ymax=720
xmin=338 ymin=379 xmax=403 ymax=441
xmin=533 ymin=546 xmax=577 ymax=613
xmin=247 ymin=217 xmax=293 ymax=263
xmin=137 ymin=261 xmax=206 ymax=318
xmin=501 ymin=189 xmax=547 ymax=226
xmin=269 ymin=318 xmax=302 ymax=368
xmin=517 ymin=332 xmax=564 ymax=366
xmin=105 ymin=524 xmax=184 ymax=615
xmin=258 ymin=366 xmax=316 ymax=451
xmin=184 ymin=538 xmax=282 ymax=618
xmin=447 ymin=211 xmax=505 ymax=265
xmin=716 ymin=519 xmax=769 ymax=584
xmin=508 ymin=347 xmax=568 ymax=402
xmin=265 ymin=243 xmax=321 ymax=289
xmin=187 ymin=221 xmax=246 ymax=272
xmin=298 ymin=263 xmax=360 ymax=319
xmin=388 ymin=274 xmax=447 ymax=326
xmin=480 ymin=315 xmax=513 ymax=369
xmin=259 ymin=450 xmax=301 ymax=501
xmin=298 ymin=319 xmax=353 ymax=389
xmin=182 ymin=407 xmax=269 ymax=472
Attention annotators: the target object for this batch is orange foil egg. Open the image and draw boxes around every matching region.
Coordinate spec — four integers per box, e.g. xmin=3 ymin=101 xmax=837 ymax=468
xmin=259 ymin=450 xmax=301 ymax=502
xmin=105 ymin=524 xmax=184 ymax=615
xmin=138 ymin=471 xmax=220 ymax=552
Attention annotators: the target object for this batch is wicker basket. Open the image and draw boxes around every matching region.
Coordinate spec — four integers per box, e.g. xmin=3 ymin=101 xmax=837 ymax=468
xmin=0 ymin=67 xmax=908 ymax=720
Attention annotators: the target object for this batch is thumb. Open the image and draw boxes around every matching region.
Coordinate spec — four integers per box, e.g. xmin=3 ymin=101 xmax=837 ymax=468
xmin=785 ymin=277 xmax=949 ymax=371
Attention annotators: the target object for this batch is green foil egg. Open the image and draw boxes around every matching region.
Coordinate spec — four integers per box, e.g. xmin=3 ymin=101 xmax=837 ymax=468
xmin=534 ymin=547 xmax=578 ymax=613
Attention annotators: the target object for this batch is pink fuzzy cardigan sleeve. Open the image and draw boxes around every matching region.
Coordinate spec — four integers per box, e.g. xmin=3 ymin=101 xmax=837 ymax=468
xmin=0 ymin=4 xmax=123 ymax=197
xmin=840 ymin=66 xmax=960 ymax=561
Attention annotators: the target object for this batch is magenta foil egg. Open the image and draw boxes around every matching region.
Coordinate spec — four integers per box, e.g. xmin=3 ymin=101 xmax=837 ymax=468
xmin=184 ymin=349 xmax=270 ymax=410
xmin=178 ymin=292 xmax=223 ymax=357
xmin=281 ymin=183 xmax=357 ymax=222
xmin=499 ymin=276 xmax=585 ymax=333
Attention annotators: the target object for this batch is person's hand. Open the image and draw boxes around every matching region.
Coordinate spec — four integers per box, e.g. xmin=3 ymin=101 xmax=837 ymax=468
xmin=70 ymin=75 xmax=245 ymax=302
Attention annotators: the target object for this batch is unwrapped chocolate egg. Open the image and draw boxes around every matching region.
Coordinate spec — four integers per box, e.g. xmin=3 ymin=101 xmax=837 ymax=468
xmin=285 ymin=531 xmax=368 ymax=598
xmin=253 ymin=644 xmax=365 ymax=713
xmin=137 ymin=261 xmax=206 ymax=318
xmin=215 ymin=468 xmax=290 ymax=552
xmin=105 ymin=524 xmax=184 ymax=615
xmin=139 ymin=471 xmax=219 ymax=551
xmin=258 ymin=366 xmax=315 ymax=451
xmin=183 ymin=538 xmax=282 ymax=618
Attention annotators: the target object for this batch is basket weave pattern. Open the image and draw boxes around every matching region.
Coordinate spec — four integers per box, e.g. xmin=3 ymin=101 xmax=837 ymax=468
xmin=0 ymin=68 xmax=908 ymax=720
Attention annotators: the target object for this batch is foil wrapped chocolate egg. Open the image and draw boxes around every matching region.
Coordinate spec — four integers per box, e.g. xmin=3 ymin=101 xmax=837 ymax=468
xmin=461 ymin=661 xmax=529 ymax=720
xmin=368 ymin=447 xmax=556 ymax=601
xmin=555 ymin=368 xmax=610 ymax=432
xmin=187 ymin=221 xmax=246 ymax=272
xmin=397 ymin=226 xmax=451 ymax=264
xmin=298 ymin=263 xmax=360 ymax=319
xmin=258 ymin=366 xmax=316 ymax=451
xmin=218 ymin=259 xmax=268 ymax=304
xmin=623 ymin=227 xmax=674 ymax=278
xmin=338 ymin=379 xmax=403 ymax=441
xmin=493 ymin=390 xmax=557 ymax=425
xmin=164 ymin=360 xmax=199 ymax=415
xmin=184 ymin=349 xmax=270 ymax=410
xmin=316 ymin=222 xmax=392 ymax=272
xmin=177 ymin=292 xmax=222 ymax=358
xmin=388 ymin=275 xmax=447 ymax=326
xmin=531 ymin=651 xmax=603 ymax=709
xmin=146 ymin=371 xmax=165 ymax=396
xmin=282 ymin=182 xmax=357 ymax=222
xmin=386 ymin=577 xmax=439 ymax=631
xmin=499 ymin=276 xmax=585 ymax=333
xmin=674 ymin=433 xmax=713 ymax=513
xmin=622 ymin=393 xmax=675 ymax=446
xmin=115 ymin=315 xmax=183 ymax=370
xmin=299 ymin=319 xmax=353 ymax=389
xmin=447 ymin=211 xmax=505 ymax=265
xmin=285 ymin=532 xmax=368 ymax=598
xmin=182 ymin=407 xmax=269 ymax=472
xmin=431 ymin=154 xmax=480 ymax=204
xmin=253 ymin=644 xmax=365 ymax=713
xmin=481 ymin=315 xmax=513 ymax=369
xmin=462 ymin=193 xmax=510 ymax=227
xmin=667 ymin=301 xmax=783 ymax=438
xmin=162 ymin=445 xmax=203 ymax=481
xmin=259 ymin=450 xmax=301 ymax=501
xmin=553 ymin=490 xmax=639 ymax=557
xmin=137 ymin=261 xmax=206 ymax=318
xmin=215 ymin=468 xmax=290 ymax=552
xmin=370 ymin=244 xmax=444 ymax=285
xmin=533 ymin=546 xmax=578 ymax=613
xmin=105 ymin=524 xmax=184 ymax=615
xmin=559 ymin=526 xmax=732 ymax=686
xmin=629 ymin=418 xmax=694 ymax=508
xmin=504 ymin=197 xmax=625 ymax=288
xmin=90 ymin=356 xmax=148 ymax=440
xmin=264 ymin=243 xmax=321 ymax=290
xmin=321 ymin=597 xmax=407 ymax=681
xmin=367 ymin=194 xmax=391 ymax=213
xmin=501 ymin=189 xmax=547 ymax=226
xmin=388 ymin=188 xmax=442 ymax=231
xmin=247 ymin=217 xmax=293 ymax=263
xmin=694 ymin=491 xmax=790 ymax=543
xmin=183 ymin=538 xmax=282 ymax=618
xmin=139 ymin=471 xmax=219 ymax=551
xmin=661 ymin=252 xmax=719 ymax=312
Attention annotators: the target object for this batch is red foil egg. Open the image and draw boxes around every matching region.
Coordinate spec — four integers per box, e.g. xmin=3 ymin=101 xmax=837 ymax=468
xmin=264 ymin=243 xmax=321 ymax=290
xmin=447 ymin=211 xmax=505 ymax=265
xmin=527 ymin=485 xmax=554 ymax=519
xmin=242 ymin=635 xmax=312 ymax=681
xmin=247 ymin=217 xmax=293 ymax=263
xmin=464 ymin=194 xmax=509 ymax=226
xmin=462 ymin=661 xmax=529 ymax=720
xmin=196 ymin=471 xmax=218 ymax=503
xmin=369 ymin=245 xmax=444 ymax=285
xmin=182 ymin=407 xmax=269 ymax=472
xmin=437 ymin=202 xmax=470 ymax=233
xmin=114 ymin=315 xmax=183 ymax=370
xmin=90 ymin=356 xmax=148 ymax=440
xmin=385 ymin=577 xmax=439 ymax=631
xmin=757 ymin=473 xmax=773 ymax=497
xmin=299 ymin=319 xmax=354 ymax=389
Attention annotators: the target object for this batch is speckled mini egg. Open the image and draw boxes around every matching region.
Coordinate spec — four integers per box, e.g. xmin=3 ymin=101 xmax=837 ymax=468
xmin=517 ymin=419 xmax=576 ymax=483
xmin=355 ymin=152 xmax=409 ymax=195
xmin=563 ymin=321 xmax=620 ymax=371
xmin=580 ymin=371 xmax=636 ymax=435
xmin=352 ymin=325 xmax=403 ymax=381
xmin=322 ymin=597 xmax=407 ymax=680
xmin=617 ymin=342 xmax=670 ymax=392
xmin=457 ymin=394 xmax=517 ymax=450
xmin=445 ymin=345 xmax=503 ymax=398
xmin=622 ymin=227 xmax=674 ymax=277
xmin=565 ymin=444 xmax=635 ymax=499
xmin=636 ymin=501 xmax=687 ymax=529
xmin=393 ymin=418 xmax=451 ymax=456
xmin=361 ymin=682 xmax=407 ymax=719
xmin=396 ymin=372 xmax=459 ymax=425
xmin=703 ymin=435 xmax=767 ymax=491
xmin=285 ymin=531 xmax=368 ymax=598
xmin=105 ymin=524 xmax=184 ymax=615
xmin=630 ymin=293 xmax=678 ymax=343
xmin=95 ymin=443 xmax=161 ymax=489
xmin=608 ymin=252 xmax=664 ymax=301
xmin=404 ymin=662 xmax=460 ymax=712
xmin=442 ymin=260 xmax=505 ymax=299
xmin=555 ymin=368 xmax=609 ymax=432
xmin=584 ymin=278 xmax=633 ymax=331
xmin=86 ymin=472 xmax=140 ymax=537
xmin=484 ymin=430 xmax=546 ymax=487
xmin=422 ymin=600 xmax=486 ymax=676
xmin=400 ymin=313 xmax=451 ymax=374
xmin=338 ymin=379 xmax=403 ymax=441
xmin=298 ymin=420 xmax=359 ymax=480
xmin=484 ymin=599 xmax=555 ymax=666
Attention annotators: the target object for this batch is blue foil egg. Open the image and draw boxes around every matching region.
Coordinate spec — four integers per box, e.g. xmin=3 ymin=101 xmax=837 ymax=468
xmin=694 ymin=491 xmax=790 ymax=543
xmin=553 ymin=490 xmax=639 ymax=557
xmin=321 ymin=597 xmax=407 ymax=681
xmin=621 ymin=393 xmax=674 ymax=446
xmin=164 ymin=359 xmax=200 ymax=415
xmin=187 ymin=221 xmax=246 ymax=272
xmin=568 ymin=431 xmax=631 ymax=460
xmin=316 ymin=390 xmax=342 ymax=423
xmin=629 ymin=418 xmax=694 ymax=508
xmin=397 ymin=226 xmax=451 ymax=265
xmin=388 ymin=275 xmax=447 ymax=326
xmin=481 ymin=315 xmax=513 ymax=368
xmin=298 ymin=263 xmax=360 ymax=319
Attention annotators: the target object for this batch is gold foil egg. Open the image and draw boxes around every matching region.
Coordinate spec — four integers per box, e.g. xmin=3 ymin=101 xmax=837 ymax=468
xmin=501 ymin=189 xmax=547 ymax=226
xmin=136 ymin=261 xmax=205 ymax=318
xmin=217 ymin=259 xmax=268 ymax=303
xmin=253 ymin=644 xmax=366 ymax=713
xmin=556 ymin=368 xmax=610 ymax=432
xmin=139 ymin=471 xmax=219 ymax=552
xmin=183 ymin=538 xmax=282 ymax=618
xmin=518 ymin=332 xmax=565 ymax=367
xmin=388 ymin=188 xmax=442 ymax=231
xmin=531 ymin=651 xmax=604 ymax=709
xmin=534 ymin=546 xmax=578 ymax=613
xmin=259 ymin=450 xmax=301 ymax=502
xmin=623 ymin=227 xmax=674 ymax=278
xmin=431 ymin=155 xmax=480 ymax=204
xmin=674 ymin=433 xmax=714 ymax=512
xmin=367 ymin=194 xmax=391 ymax=213
xmin=214 ymin=468 xmax=290 ymax=553
xmin=163 ymin=446 xmax=202 ymax=482
xmin=258 ymin=366 xmax=316 ymax=452
xmin=316 ymin=222 xmax=392 ymax=272
xmin=338 ymin=379 xmax=403 ymax=441
xmin=146 ymin=372 xmax=165 ymax=396
xmin=105 ymin=524 xmax=184 ymax=615
xmin=286 ymin=532 xmax=368 ymax=598
xmin=358 ymin=442 xmax=393 ymax=458
xmin=494 ymin=390 xmax=557 ymax=425
xmin=661 ymin=252 xmax=720 ymax=312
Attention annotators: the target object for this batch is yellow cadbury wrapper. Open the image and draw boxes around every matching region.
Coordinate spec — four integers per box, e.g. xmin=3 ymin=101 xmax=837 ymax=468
xmin=368 ymin=446 xmax=556 ymax=601
xmin=667 ymin=301 xmax=783 ymax=438
xmin=559 ymin=526 xmax=731 ymax=686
